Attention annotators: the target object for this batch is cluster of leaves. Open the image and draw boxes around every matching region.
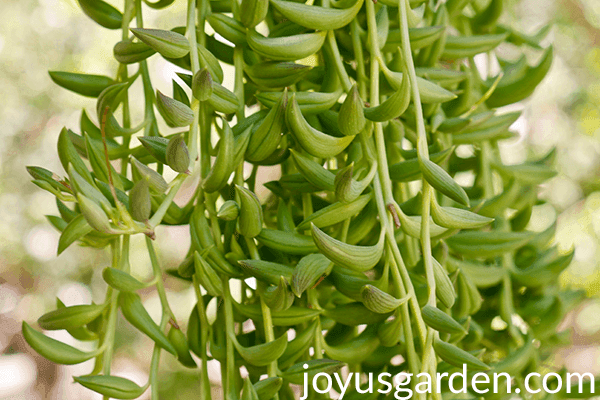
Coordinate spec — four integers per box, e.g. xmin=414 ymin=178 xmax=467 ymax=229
xmin=22 ymin=0 xmax=594 ymax=399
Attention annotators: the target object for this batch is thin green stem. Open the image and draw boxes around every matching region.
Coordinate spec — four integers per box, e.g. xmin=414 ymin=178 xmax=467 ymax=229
xmin=194 ymin=0 xmax=212 ymax=183
xmin=192 ymin=276 xmax=212 ymax=399
xmin=119 ymin=0 xmax=134 ymax=173
xmin=301 ymin=193 xmax=313 ymax=220
xmin=135 ymin=0 xmax=158 ymax=138
xmin=350 ymin=19 xmax=367 ymax=98
xmin=120 ymin=234 xmax=131 ymax=273
xmin=145 ymin=236 xmax=175 ymax=320
xmin=396 ymin=1 xmax=443 ymax=394
xmin=481 ymin=138 xmax=523 ymax=346
xmin=365 ymin=0 xmax=397 ymax=209
xmin=98 ymin=239 xmax=121 ymax=399
xmin=398 ymin=0 xmax=428 ymax=160
xmin=149 ymin=312 xmax=170 ymax=400
xmin=186 ymin=0 xmax=201 ymax=165
xmin=308 ymin=288 xmax=323 ymax=361
xmin=148 ymin=174 xmax=186 ymax=228
xmin=374 ymin=177 xmax=421 ymax=375
xmin=480 ymin=141 xmax=495 ymax=198
xmin=367 ymin=0 xmax=429 ymax=353
xmin=187 ymin=0 xmax=200 ymax=73
xmin=188 ymin=100 xmax=201 ymax=172
xmin=206 ymin=193 xmax=224 ymax=253
xmin=421 ymin=183 xmax=436 ymax=307
xmin=222 ymin=276 xmax=239 ymax=400
xmin=325 ymin=30 xmax=352 ymax=92
xmin=244 ymin=236 xmax=279 ymax=394
xmin=231 ymin=0 xmax=245 ymax=120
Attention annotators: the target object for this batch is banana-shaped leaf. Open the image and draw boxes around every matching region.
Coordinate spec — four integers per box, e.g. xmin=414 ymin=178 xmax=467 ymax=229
xmin=203 ymin=121 xmax=234 ymax=193
xmin=168 ymin=327 xmax=197 ymax=368
xmin=38 ymin=303 xmax=106 ymax=331
xmin=84 ymin=133 xmax=124 ymax=190
xmin=231 ymin=331 xmax=288 ymax=366
xmin=364 ymin=62 xmax=410 ymax=122
xmin=114 ymin=40 xmax=156 ymax=64
xmin=491 ymin=162 xmax=557 ymax=185
xmin=381 ymin=66 xmax=457 ymax=104
xmin=446 ymin=231 xmax=535 ymax=258
xmin=244 ymin=61 xmax=312 ymax=89
xmin=278 ymin=320 xmax=318 ymax=369
xmin=430 ymin=197 xmax=493 ymax=229
xmin=103 ymin=267 xmax=149 ymax=292
xmin=131 ymin=28 xmax=190 ymax=59
xmin=55 ymin=298 xmax=99 ymax=341
xmin=208 ymin=82 xmax=239 ymax=114
xmin=256 ymin=229 xmax=318 ymax=255
xmin=238 ymin=259 xmax=294 ymax=286
xmin=384 ymin=26 xmax=445 ymax=52
xmin=486 ymin=47 xmax=553 ymax=108
xmin=291 ymin=253 xmax=332 ymax=297
xmin=329 ymin=266 xmax=378 ymax=301
xmin=338 ymin=84 xmax=366 ymax=136
xmin=416 ymin=67 xmax=468 ymax=87
xmin=232 ymin=301 xmax=321 ymax=326
xmin=296 ymin=193 xmax=371 ymax=230
xmin=334 ymin=162 xmax=378 ymax=203
xmin=269 ymin=0 xmax=364 ymax=31
xmin=74 ymin=375 xmax=146 ymax=400
xmin=419 ymin=157 xmax=470 ymax=206
xmin=321 ymin=325 xmax=380 ymax=363
xmin=262 ymin=276 xmax=295 ymax=311
xmin=512 ymin=248 xmax=574 ymax=287
xmin=311 ymin=224 xmax=385 ymax=272
xmin=432 ymin=257 xmax=457 ymax=309
xmin=49 ymin=71 xmax=114 ymax=98
xmin=118 ymin=292 xmax=177 ymax=355
xmin=254 ymin=377 xmax=284 ymax=400
xmin=287 ymin=94 xmax=355 ymax=158
xmin=207 ymin=14 xmax=247 ymax=46
xmin=257 ymin=90 xmax=341 ymax=115
xmin=451 ymin=111 xmax=521 ymax=144
xmin=57 ymin=214 xmax=93 ymax=255
xmin=77 ymin=0 xmax=123 ymax=30
xmin=396 ymin=209 xmax=448 ymax=239
xmin=441 ymin=33 xmax=509 ymax=59
xmin=433 ymin=337 xmax=490 ymax=371
xmin=22 ymin=322 xmax=102 ymax=365
xmin=389 ymin=148 xmax=453 ymax=182
xmin=421 ymin=305 xmax=467 ymax=334
xmin=361 ymin=285 xmax=409 ymax=313
xmin=290 ymin=149 xmax=335 ymax=191
xmin=235 ymin=185 xmax=264 ymax=238
xmin=241 ymin=377 xmax=260 ymax=400
xmin=446 ymin=258 xmax=505 ymax=288
xmin=378 ymin=316 xmax=403 ymax=347
xmin=247 ymin=30 xmax=327 ymax=61
xmin=247 ymin=89 xmax=288 ymax=162
xmin=194 ymin=251 xmax=224 ymax=297
xmin=478 ymin=179 xmax=521 ymax=217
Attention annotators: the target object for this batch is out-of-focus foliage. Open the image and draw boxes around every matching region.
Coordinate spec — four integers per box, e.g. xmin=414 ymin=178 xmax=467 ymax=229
xmin=506 ymin=0 xmax=600 ymax=297
xmin=0 ymin=1 xmax=204 ymax=398
xmin=0 ymin=0 xmax=599 ymax=398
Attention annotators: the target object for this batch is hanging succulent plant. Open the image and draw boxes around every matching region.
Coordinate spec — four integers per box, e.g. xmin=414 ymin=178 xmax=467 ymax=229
xmin=22 ymin=0 xmax=595 ymax=399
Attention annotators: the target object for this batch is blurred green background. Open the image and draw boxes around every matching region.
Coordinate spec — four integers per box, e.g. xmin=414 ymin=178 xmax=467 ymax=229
xmin=1 ymin=0 xmax=599 ymax=398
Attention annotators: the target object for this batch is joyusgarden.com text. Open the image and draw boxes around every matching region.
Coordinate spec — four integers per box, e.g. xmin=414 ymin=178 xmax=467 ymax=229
xmin=299 ymin=364 xmax=595 ymax=399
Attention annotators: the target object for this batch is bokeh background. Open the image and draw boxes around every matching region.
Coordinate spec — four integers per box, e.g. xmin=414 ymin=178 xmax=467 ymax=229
xmin=1 ymin=0 xmax=599 ymax=398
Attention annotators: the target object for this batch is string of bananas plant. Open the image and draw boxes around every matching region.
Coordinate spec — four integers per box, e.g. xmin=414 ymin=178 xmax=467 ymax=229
xmin=22 ymin=0 xmax=594 ymax=398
